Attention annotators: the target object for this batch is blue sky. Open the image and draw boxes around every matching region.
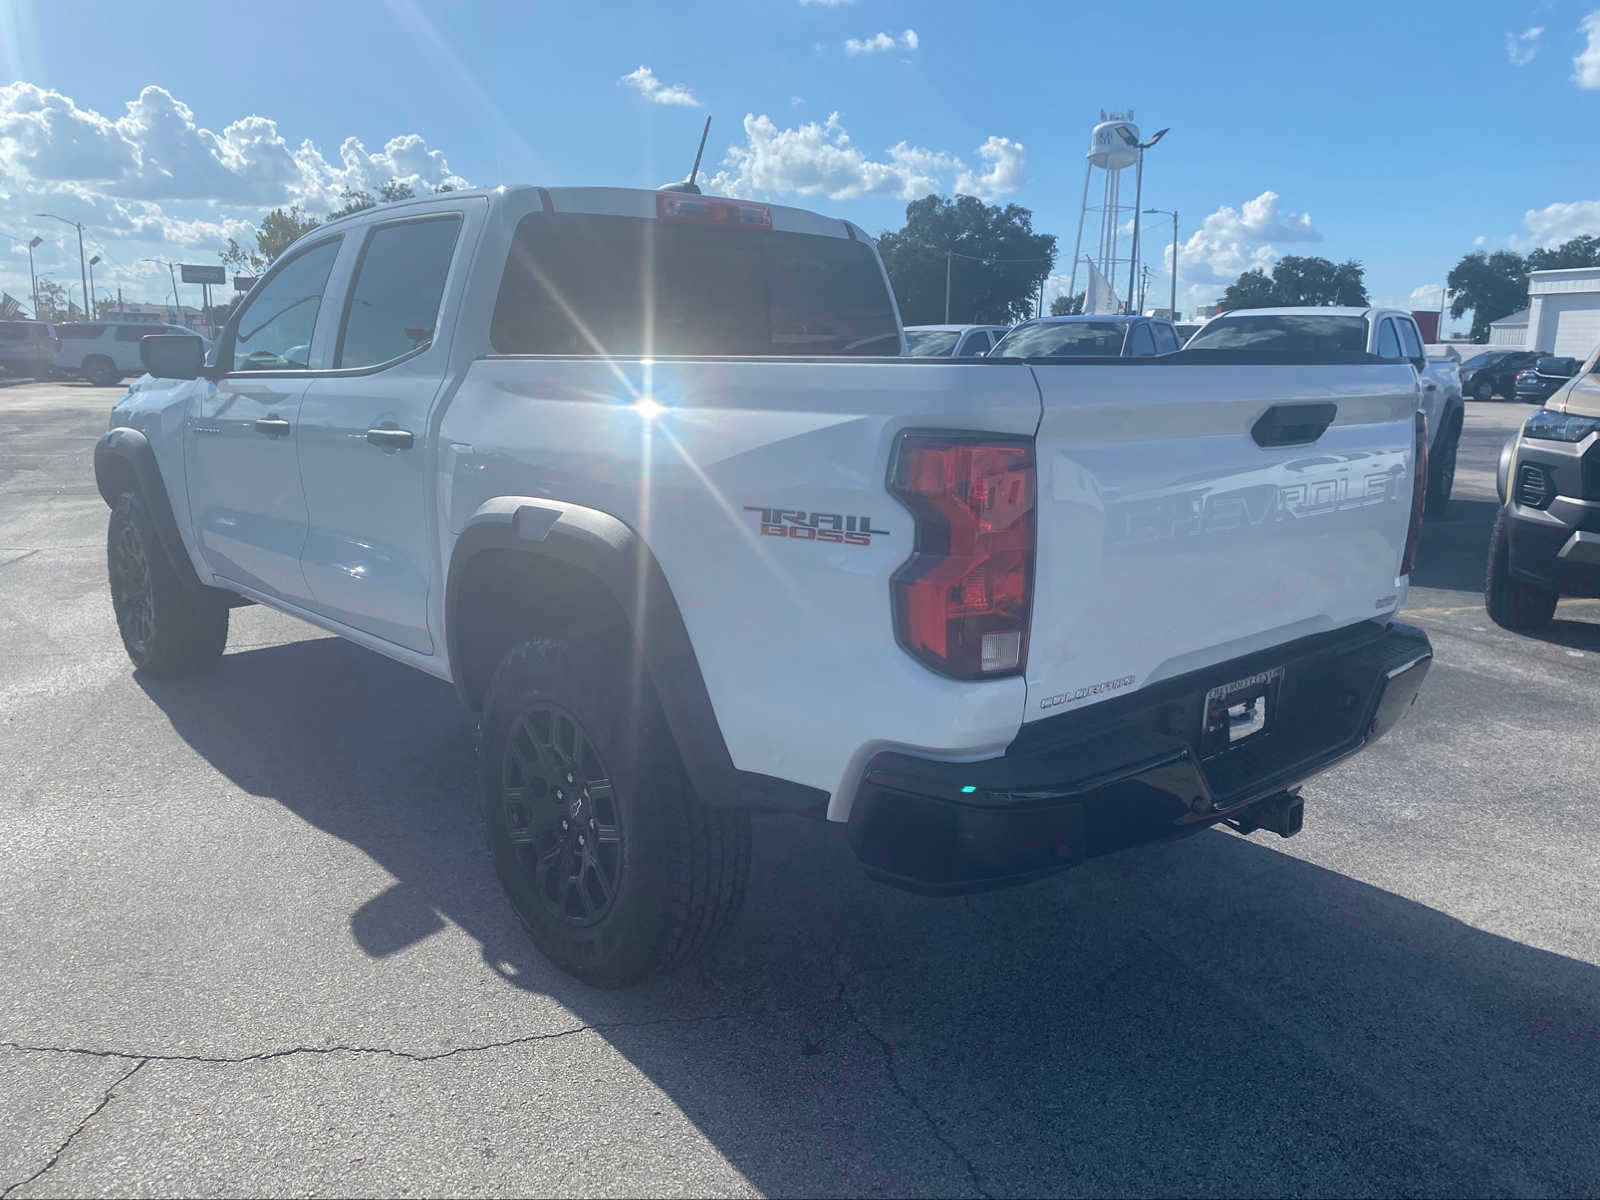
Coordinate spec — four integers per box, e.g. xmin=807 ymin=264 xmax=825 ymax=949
xmin=3 ymin=0 xmax=1598 ymax=328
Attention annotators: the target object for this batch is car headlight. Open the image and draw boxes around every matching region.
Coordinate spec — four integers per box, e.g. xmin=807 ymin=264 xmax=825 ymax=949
xmin=1524 ymin=410 xmax=1600 ymax=442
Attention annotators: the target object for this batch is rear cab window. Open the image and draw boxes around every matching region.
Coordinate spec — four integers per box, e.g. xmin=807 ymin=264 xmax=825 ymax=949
xmin=491 ymin=210 xmax=898 ymax=357
xmin=1185 ymin=314 xmax=1370 ymax=357
xmin=992 ymin=322 xmax=1128 ymax=358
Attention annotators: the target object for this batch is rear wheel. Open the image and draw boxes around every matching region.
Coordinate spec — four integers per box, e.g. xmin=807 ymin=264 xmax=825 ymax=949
xmin=84 ymin=355 xmax=119 ymax=387
xmin=1484 ymin=509 xmax=1558 ymax=633
xmin=1425 ymin=418 xmax=1459 ymax=518
xmin=107 ymin=490 xmax=229 ymax=675
xmin=480 ymin=636 xmax=750 ymax=987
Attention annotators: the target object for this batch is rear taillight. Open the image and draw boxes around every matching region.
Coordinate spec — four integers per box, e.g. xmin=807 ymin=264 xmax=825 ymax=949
xmin=888 ymin=432 xmax=1035 ymax=679
xmin=1401 ymin=410 xmax=1428 ymax=576
xmin=656 ymin=192 xmax=772 ymax=230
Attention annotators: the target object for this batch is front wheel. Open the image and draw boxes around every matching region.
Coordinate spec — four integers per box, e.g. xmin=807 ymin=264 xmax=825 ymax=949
xmin=1484 ymin=509 xmax=1558 ymax=632
xmin=479 ymin=636 xmax=750 ymax=987
xmin=107 ymin=491 xmax=229 ymax=676
xmin=1473 ymin=378 xmax=1494 ymax=403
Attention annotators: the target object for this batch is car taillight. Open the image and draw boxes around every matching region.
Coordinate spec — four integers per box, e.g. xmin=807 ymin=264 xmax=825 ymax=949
xmin=656 ymin=192 xmax=772 ymax=230
xmin=1401 ymin=410 xmax=1428 ymax=576
xmin=888 ymin=432 xmax=1035 ymax=679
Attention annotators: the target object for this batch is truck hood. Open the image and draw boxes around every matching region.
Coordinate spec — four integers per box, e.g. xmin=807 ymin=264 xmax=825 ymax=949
xmin=1550 ymin=368 xmax=1600 ymax=417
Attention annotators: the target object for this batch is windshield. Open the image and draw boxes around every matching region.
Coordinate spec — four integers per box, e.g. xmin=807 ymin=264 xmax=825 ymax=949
xmin=991 ymin=322 xmax=1127 ymax=358
xmin=492 ymin=212 xmax=899 ymax=357
xmin=1185 ymin=314 xmax=1369 ymax=355
xmin=904 ymin=330 xmax=961 ymax=356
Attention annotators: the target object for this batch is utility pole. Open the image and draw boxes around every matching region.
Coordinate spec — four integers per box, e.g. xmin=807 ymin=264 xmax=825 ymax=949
xmin=1143 ymin=208 xmax=1180 ymax=318
xmin=143 ymin=259 xmax=180 ymax=322
xmin=944 ymin=250 xmax=952 ymax=324
xmin=38 ymin=213 xmax=89 ymax=322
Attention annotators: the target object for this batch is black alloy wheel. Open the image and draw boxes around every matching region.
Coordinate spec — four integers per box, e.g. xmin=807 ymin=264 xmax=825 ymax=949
xmin=108 ymin=510 xmax=156 ymax=658
xmin=500 ymin=702 xmax=624 ymax=927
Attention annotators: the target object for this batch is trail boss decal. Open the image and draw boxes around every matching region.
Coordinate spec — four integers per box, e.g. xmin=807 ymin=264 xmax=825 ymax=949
xmin=744 ymin=507 xmax=891 ymax=547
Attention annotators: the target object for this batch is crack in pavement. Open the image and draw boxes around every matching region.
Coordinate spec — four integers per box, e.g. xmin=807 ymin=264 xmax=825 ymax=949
xmin=2 ymin=1059 xmax=146 ymax=1199
xmin=832 ymin=950 xmax=993 ymax=1200
xmin=0 ymin=995 xmax=835 ymax=1070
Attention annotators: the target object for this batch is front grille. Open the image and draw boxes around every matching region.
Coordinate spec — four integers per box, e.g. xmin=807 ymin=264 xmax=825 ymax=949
xmin=1516 ymin=464 xmax=1552 ymax=509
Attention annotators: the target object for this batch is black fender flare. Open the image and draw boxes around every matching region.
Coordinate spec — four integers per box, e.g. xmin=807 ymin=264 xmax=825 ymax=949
xmin=445 ymin=498 xmax=826 ymax=815
xmin=94 ymin=427 xmax=200 ymax=588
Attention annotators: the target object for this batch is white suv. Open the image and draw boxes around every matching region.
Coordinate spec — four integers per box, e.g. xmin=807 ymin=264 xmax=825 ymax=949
xmin=55 ymin=322 xmax=205 ymax=386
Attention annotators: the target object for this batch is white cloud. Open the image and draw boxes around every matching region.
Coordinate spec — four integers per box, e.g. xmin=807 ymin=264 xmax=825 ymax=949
xmin=955 ymin=136 xmax=1028 ymax=200
xmin=618 ymin=65 xmax=701 ymax=108
xmin=1518 ymin=199 xmax=1600 ymax=246
xmin=844 ymin=29 xmax=918 ymax=55
xmin=1505 ymin=26 xmax=1543 ymax=67
xmin=791 ymin=95 xmax=806 ymax=107
xmin=0 ymin=81 xmax=468 ymax=313
xmin=708 ymin=112 xmax=1025 ymax=204
xmin=1175 ymin=190 xmax=1322 ymax=287
xmin=1575 ymin=11 xmax=1600 ymax=87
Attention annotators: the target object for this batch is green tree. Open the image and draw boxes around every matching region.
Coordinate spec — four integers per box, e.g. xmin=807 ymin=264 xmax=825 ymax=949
xmin=1220 ymin=268 xmax=1276 ymax=309
xmin=220 ymin=204 xmax=320 ymax=276
xmin=1049 ymin=291 xmax=1085 ymax=316
xmin=33 ymin=278 xmax=68 ymax=322
xmin=1526 ymin=234 xmax=1600 ymax=272
xmin=1446 ymin=250 xmax=1527 ymax=343
xmin=1220 ymin=256 xmax=1369 ymax=309
xmin=328 ymin=179 xmax=416 ymax=221
xmin=877 ymin=195 xmax=1056 ymax=325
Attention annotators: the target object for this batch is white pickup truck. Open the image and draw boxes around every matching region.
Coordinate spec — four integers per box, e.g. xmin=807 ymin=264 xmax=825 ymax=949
xmin=98 ymin=186 xmax=1432 ymax=986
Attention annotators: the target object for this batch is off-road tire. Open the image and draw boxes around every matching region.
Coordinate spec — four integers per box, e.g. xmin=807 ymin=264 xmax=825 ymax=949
xmin=479 ymin=635 xmax=750 ymax=987
xmin=1425 ymin=418 xmax=1459 ymax=519
xmin=106 ymin=490 xmax=229 ymax=676
xmin=1484 ymin=509 xmax=1558 ymax=632
xmin=84 ymin=356 xmax=120 ymax=387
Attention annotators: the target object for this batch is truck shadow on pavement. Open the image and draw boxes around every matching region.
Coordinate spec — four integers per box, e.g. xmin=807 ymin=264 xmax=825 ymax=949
xmin=138 ymin=637 xmax=1600 ymax=1196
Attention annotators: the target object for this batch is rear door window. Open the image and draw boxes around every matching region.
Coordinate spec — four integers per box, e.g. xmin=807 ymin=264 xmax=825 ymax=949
xmin=335 ymin=216 xmax=462 ymax=369
xmin=1377 ymin=319 xmax=1403 ymax=361
xmin=957 ymin=330 xmax=991 ymax=356
xmin=1153 ymin=324 xmax=1179 ymax=354
xmin=1396 ymin=319 xmax=1424 ymax=363
xmin=491 ymin=212 xmax=898 ymax=357
xmin=1128 ymin=324 xmax=1156 ymax=356
xmin=58 ymin=325 xmax=104 ymax=340
xmin=115 ymin=325 xmax=151 ymax=342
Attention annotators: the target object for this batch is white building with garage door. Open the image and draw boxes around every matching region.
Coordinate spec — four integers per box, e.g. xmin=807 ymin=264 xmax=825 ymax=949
xmin=1526 ymin=266 xmax=1600 ymax=358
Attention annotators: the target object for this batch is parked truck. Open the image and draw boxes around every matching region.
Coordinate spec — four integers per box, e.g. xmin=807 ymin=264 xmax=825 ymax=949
xmin=97 ymin=186 xmax=1432 ymax=986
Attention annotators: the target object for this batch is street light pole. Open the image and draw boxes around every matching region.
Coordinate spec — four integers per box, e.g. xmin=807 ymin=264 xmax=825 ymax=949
xmin=1116 ymin=128 xmax=1168 ymax=316
xmin=1143 ymin=208 xmax=1179 ymax=318
xmin=143 ymin=259 xmax=180 ymax=322
xmin=26 ymin=236 xmax=42 ymax=320
xmin=87 ymin=255 xmax=101 ymax=320
xmin=38 ymin=213 xmax=89 ymax=323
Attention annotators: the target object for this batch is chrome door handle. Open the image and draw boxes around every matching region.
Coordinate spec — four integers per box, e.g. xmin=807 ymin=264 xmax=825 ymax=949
xmin=366 ymin=427 xmax=415 ymax=450
xmin=254 ymin=417 xmax=292 ymax=437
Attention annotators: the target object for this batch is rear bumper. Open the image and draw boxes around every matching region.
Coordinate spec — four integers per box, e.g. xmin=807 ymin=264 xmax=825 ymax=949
xmin=847 ymin=620 xmax=1431 ymax=895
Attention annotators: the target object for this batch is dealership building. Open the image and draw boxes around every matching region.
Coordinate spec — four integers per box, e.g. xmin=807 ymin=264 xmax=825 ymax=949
xmin=1490 ymin=266 xmax=1600 ymax=357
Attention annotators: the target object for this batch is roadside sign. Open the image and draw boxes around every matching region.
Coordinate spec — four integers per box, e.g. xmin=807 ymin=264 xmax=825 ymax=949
xmin=180 ymin=264 xmax=226 ymax=285
xmin=234 ymin=276 xmax=256 ymax=292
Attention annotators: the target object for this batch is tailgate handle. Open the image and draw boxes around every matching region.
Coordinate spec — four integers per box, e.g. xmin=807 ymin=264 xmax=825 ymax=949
xmin=1252 ymin=402 xmax=1337 ymax=448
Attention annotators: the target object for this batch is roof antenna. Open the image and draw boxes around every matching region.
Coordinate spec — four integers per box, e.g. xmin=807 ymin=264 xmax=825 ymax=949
xmin=660 ymin=116 xmax=712 ymax=194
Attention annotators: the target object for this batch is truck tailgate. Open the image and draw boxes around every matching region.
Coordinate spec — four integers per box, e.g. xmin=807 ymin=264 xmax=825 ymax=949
xmin=1024 ymin=361 xmax=1419 ymax=721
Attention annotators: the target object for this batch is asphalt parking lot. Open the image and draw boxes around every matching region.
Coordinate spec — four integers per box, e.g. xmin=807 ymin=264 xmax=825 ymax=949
xmin=3 ymin=378 xmax=1599 ymax=1198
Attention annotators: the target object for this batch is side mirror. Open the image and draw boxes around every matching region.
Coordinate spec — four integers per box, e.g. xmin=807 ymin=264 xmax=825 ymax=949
xmin=140 ymin=334 xmax=205 ymax=381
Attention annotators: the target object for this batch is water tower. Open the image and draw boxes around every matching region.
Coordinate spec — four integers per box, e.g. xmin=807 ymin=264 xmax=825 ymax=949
xmin=1066 ymin=111 xmax=1141 ymax=309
